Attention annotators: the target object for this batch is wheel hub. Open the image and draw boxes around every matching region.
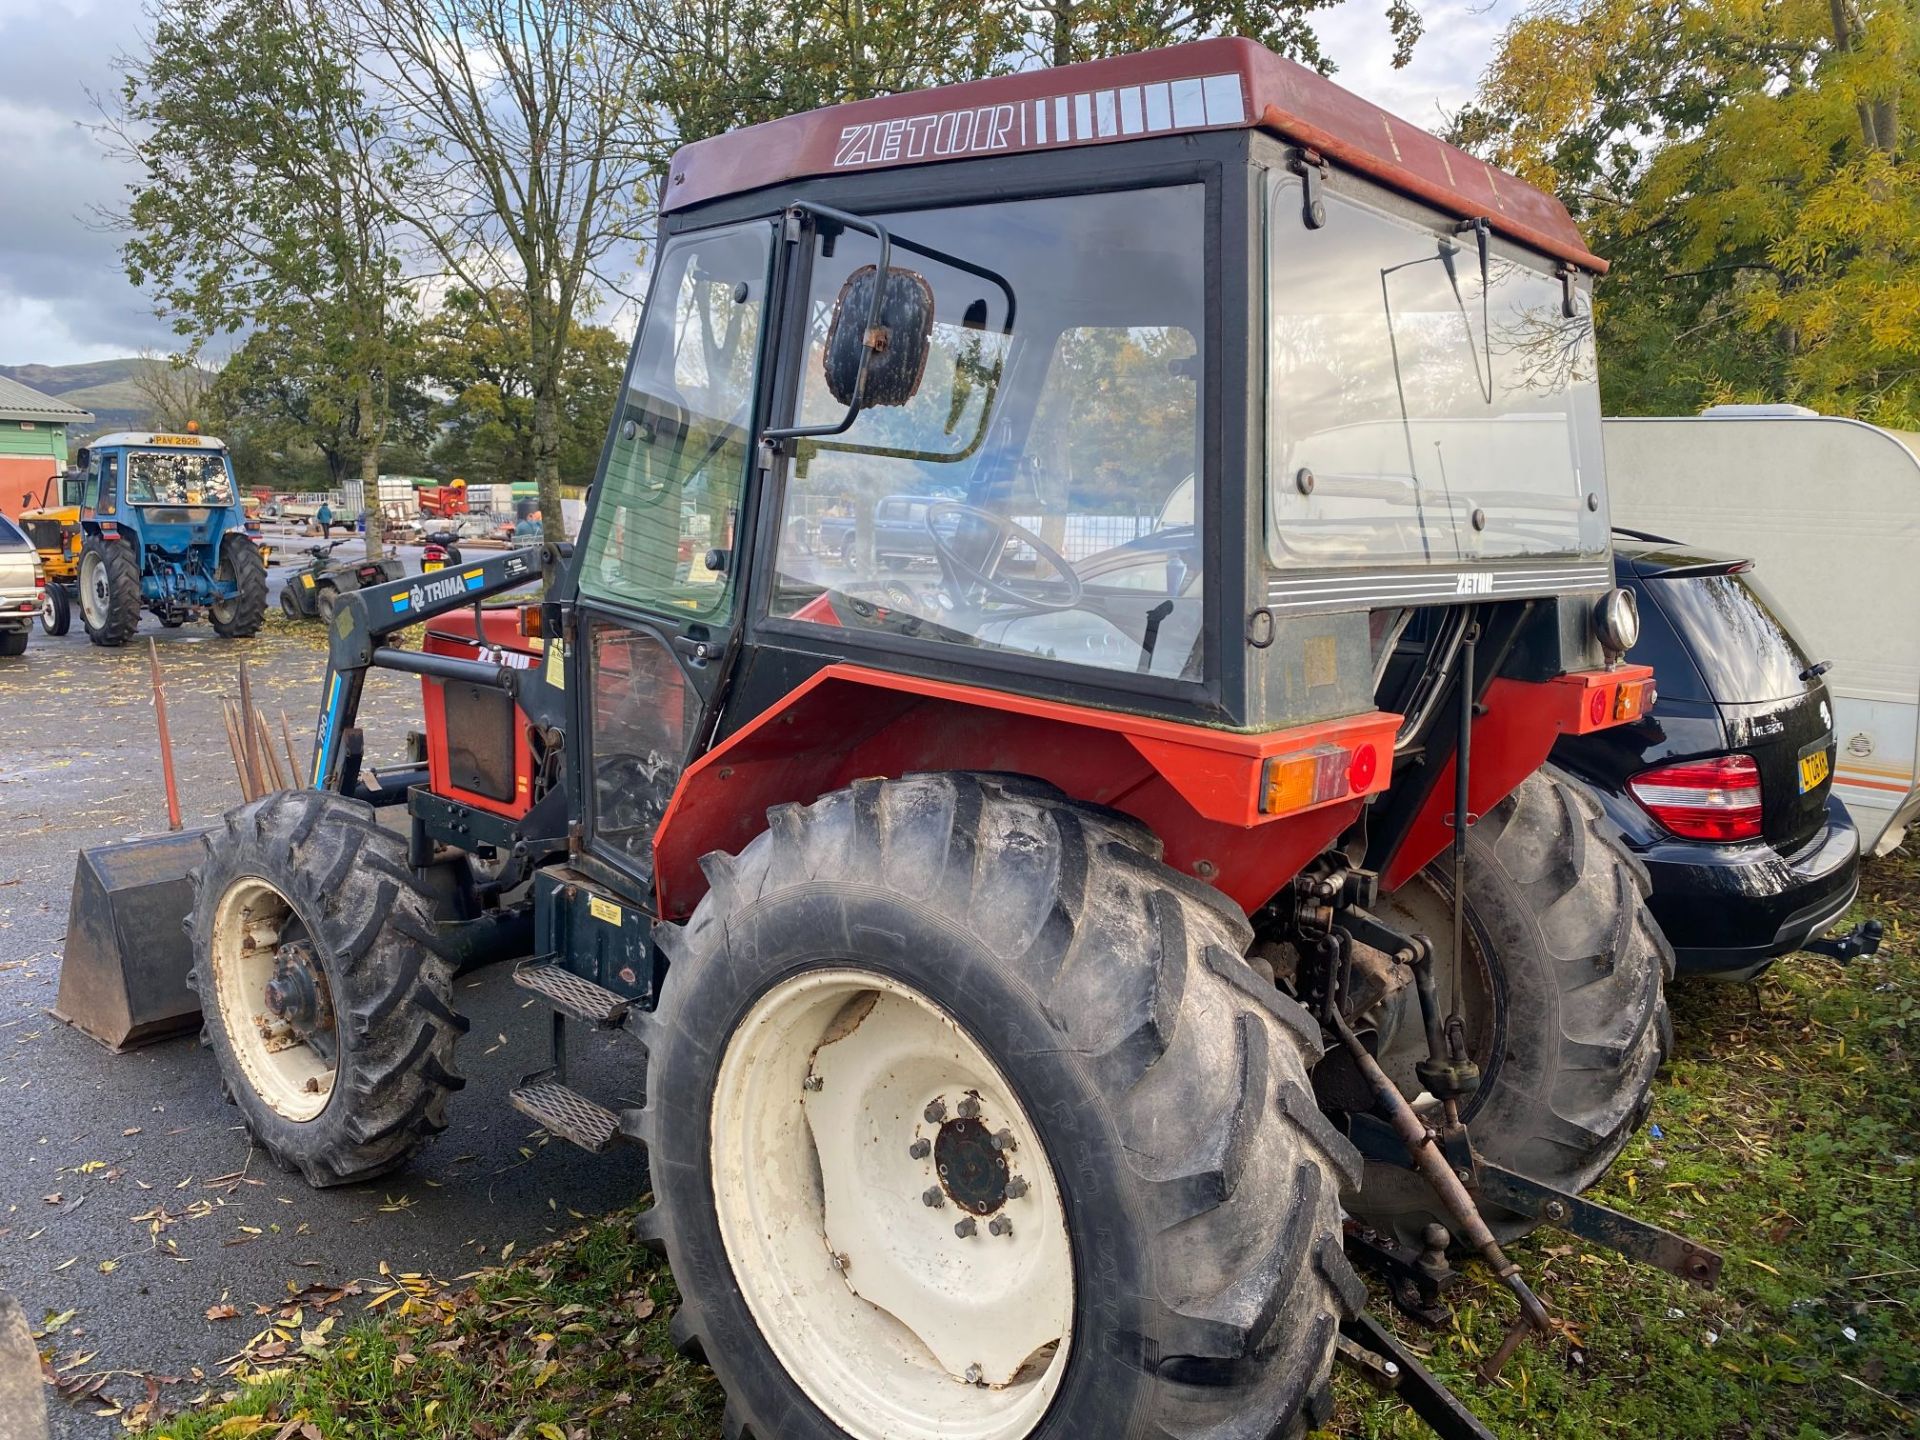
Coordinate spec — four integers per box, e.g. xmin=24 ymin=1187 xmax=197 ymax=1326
xmin=933 ymin=1113 xmax=1010 ymax=1215
xmin=264 ymin=942 xmax=336 ymax=1061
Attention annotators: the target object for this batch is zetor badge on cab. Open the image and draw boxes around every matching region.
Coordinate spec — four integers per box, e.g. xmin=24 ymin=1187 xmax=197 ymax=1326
xmin=188 ymin=39 xmax=1709 ymax=1440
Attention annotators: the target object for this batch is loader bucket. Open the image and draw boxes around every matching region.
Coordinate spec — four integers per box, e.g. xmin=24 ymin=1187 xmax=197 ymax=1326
xmin=52 ymin=829 xmax=208 ymax=1051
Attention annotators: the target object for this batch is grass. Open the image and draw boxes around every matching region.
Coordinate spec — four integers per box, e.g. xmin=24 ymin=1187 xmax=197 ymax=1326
xmin=137 ymin=853 xmax=1920 ymax=1439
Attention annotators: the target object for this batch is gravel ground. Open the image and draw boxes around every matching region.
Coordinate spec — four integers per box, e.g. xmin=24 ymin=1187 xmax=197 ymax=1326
xmin=0 ymin=540 xmax=646 ymax=1437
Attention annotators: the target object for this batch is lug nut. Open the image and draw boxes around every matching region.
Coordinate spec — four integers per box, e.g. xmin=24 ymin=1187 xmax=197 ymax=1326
xmin=1005 ymin=1176 xmax=1029 ymax=1199
xmin=957 ymin=1095 xmax=981 ymax=1119
xmin=964 ymin=1363 xmax=984 ymax=1385
xmin=989 ymin=1216 xmax=1013 ymax=1237
xmin=989 ymin=1128 xmax=1016 ymax=1153
xmin=829 ymin=1252 xmax=849 ymax=1272
xmin=908 ymin=1138 xmax=931 ymax=1159
xmin=924 ymin=1098 xmax=947 ymax=1124
xmin=802 ymin=1074 xmax=823 ymax=1092
xmin=922 ymin=1187 xmax=945 ymax=1209
xmin=954 ymin=1217 xmax=977 ymax=1238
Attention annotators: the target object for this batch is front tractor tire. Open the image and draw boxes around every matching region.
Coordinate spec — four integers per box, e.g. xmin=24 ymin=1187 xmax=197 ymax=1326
xmin=635 ymin=773 xmax=1363 ymax=1440
xmin=210 ymin=533 xmax=268 ymax=637
xmin=40 ymin=583 xmax=71 ymax=636
xmin=1357 ymin=766 xmax=1672 ymax=1245
xmin=187 ymin=790 xmax=468 ymax=1186
xmin=77 ymin=534 xmax=141 ymax=647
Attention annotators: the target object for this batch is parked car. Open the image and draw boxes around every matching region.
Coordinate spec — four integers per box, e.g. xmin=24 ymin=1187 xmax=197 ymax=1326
xmin=1551 ymin=533 xmax=1864 ymax=979
xmin=0 ymin=512 xmax=39 ymax=656
xmin=816 ymin=493 xmax=960 ymax=567
xmin=1607 ymin=408 xmax=1920 ymax=856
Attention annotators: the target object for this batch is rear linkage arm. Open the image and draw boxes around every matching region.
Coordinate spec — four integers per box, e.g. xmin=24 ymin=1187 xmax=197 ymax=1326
xmin=1296 ymin=876 xmax=1726 ymax=1382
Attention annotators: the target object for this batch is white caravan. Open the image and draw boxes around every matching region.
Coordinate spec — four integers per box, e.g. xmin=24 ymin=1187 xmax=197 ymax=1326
xmin=1605 ymin=406 xmax=1920 ymax=854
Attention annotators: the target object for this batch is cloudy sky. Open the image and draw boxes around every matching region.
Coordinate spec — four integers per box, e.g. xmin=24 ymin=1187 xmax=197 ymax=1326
xmin=0 ymin=0 xmax=1513 ymax=369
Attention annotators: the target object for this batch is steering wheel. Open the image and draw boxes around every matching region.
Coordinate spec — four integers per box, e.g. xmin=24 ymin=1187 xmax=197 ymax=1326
xmin=925 ymin=501 xmax=1083 ymax=612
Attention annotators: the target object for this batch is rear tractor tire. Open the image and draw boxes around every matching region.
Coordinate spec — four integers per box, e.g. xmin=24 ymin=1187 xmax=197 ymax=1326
xmin=210 ymin=534 xmax=268 ymax=637
xmin=187 ymin=790 xmax=468 ymax=1186
xmin=1354 ymin=766 xmax=1672 ymax=1246
xmin=634 ymin=772 xmax=1364 ymax=1440
xmin=77 ymin=534 xmax=141 ymax=647
xmin=0 ymin=629 xmax=25 ymax=657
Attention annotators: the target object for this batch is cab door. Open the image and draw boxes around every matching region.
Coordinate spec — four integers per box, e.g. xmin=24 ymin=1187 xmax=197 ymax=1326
xmin=569 ymin=220 xmax=777 ymax=889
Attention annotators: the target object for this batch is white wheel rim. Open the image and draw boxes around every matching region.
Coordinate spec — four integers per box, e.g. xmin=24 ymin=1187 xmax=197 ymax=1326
xmin=41 ymin=590 xmax=58 ymax=626
xmin=208 ymin=877 xmax=336 ymax=1121
xmin=78 ymin=552 xmax=109 ymax=628
xmin=711 ymin=968 xmax=1074 ymax=1440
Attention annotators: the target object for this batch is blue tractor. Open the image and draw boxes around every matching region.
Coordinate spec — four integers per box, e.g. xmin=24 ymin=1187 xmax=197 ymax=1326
xmin=68 ymin=431 xmax=268 ymax=646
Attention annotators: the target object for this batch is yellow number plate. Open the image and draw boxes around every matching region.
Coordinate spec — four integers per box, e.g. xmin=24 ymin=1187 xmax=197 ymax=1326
xmin=423 ymin=560 xmax=443 ymax=572
xmin=1798 ymin=748 xmax=1831 ymax=793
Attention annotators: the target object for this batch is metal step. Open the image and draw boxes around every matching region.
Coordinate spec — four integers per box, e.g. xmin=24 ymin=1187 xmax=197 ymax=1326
xmin=508 ymin=1081 xmax=625 ymax=1154
xmin=513 ymin=962 xmax=631 ymax=1027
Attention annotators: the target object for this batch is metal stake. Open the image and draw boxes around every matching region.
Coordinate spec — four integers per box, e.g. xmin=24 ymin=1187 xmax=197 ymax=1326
xmin=146 ymin=638 xmax=182 ymax=831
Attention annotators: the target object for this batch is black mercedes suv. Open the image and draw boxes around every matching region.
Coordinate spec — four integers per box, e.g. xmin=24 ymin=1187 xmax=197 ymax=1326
xmin=1551 ymin=534 xmax=1862 ymax=980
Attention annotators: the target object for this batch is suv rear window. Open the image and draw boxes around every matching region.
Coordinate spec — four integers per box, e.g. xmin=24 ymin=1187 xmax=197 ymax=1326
xmin=0 ymin=514 xmax=26 ymax=547
xmin=1641 ymin=567 xmax=1817 ymax=705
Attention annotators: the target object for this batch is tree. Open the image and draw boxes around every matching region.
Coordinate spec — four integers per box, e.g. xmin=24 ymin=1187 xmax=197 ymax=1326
xmin=112 ymin=0 xmax=414 ymax=556
xmin=131 ymin=352 xmax=223 ymax=434
xmin=212 ymin=319 xmax=436 ymax=491
xmin=1453 ymin=0 xmax=1920 ymax=424
xmin=422 ymin=286 xmax=627 ymax=490
xmin=346 ymin=0 xmax=656 ymax=544
xmin=614 ymin=0 xmax=1023 ymax=164
xmin=1019 ymin=0 xmax=1424 ymax=72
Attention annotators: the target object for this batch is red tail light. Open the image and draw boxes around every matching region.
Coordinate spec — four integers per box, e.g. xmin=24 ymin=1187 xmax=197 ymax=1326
xmin=424 ymin=543 xmax=447 ymax=562
xmin=1629 ymin=755 xmax=1763 ymax=841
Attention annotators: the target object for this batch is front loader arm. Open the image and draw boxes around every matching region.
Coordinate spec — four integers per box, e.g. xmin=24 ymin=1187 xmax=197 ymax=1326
xmin=309 ymin=547 xmax=564 ymax=794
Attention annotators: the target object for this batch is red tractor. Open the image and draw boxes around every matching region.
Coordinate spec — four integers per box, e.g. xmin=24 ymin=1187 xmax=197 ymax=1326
xmin=186 ymin=39 xmax=1710 ymax=1438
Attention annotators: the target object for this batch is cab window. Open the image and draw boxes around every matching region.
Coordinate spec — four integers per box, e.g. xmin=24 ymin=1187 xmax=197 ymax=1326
xmin=580 ymin=223 xmax=771 ymax=618
xmin=771 ymin=185 xmax=1207 ymax=681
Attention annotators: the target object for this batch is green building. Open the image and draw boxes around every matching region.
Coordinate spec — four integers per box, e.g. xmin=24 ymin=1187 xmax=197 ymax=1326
xmin=0 ymin=375 xmax=94 ymax=513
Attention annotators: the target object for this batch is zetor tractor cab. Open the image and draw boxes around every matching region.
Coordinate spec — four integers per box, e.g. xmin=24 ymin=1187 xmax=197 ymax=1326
xmin=52 ymin=431 xmax=267 ymax=645
xmin=189 ymin=39 xmax=1713 ymax=1437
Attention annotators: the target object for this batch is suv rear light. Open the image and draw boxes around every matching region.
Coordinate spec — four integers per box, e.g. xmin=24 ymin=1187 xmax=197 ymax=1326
xmin=1628 ymin=755 xmax=1763 ymax=841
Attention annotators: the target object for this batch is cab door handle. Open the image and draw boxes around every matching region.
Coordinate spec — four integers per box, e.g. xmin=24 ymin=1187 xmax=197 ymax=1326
xmin=673 ymin=634 xmax=714 ymax=668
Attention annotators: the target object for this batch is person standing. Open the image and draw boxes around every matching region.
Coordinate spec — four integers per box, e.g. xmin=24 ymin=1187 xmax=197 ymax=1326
xmin=316 ymin=501 xmax=334 ymax=538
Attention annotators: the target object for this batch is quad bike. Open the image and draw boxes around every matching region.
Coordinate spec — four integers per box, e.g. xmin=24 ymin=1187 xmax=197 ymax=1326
xmin=176 ymin=39 xmax=1723 ymax=1440
xmin=278 ymin=540 xmax=407 ymax=623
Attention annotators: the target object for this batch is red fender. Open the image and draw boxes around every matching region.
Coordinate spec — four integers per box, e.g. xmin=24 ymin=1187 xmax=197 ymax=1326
xmin=1379 ymin=665 xmax=1656 ymax=892
xmin=652 ymin=663 xmax=1401 ymax=919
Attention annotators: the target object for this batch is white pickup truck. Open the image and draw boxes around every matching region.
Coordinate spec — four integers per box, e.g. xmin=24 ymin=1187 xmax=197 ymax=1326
xmin=0 ymin=512 xmax=40 ymax=656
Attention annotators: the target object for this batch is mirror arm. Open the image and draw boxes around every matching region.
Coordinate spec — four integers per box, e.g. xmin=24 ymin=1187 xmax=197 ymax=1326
xmin=763 ymin=201 xmax=895 ymax=443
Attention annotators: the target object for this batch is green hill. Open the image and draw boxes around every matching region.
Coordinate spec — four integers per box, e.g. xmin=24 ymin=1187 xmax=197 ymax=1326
xmin=0 ymin=358 xmax=212 ymax=433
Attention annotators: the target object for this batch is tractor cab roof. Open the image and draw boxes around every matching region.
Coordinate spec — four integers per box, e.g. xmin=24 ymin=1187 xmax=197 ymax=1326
xmin=87 ymin=431 xmax=228 ymax=452
xmin=662 ymin=36 xmax=1604 ymax=273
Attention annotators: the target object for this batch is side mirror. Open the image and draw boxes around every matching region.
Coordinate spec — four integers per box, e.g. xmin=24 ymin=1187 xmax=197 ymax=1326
xmin=822 ymin=264 xmax=935 ymax=410
xmin=75 ymin=447 xmax=90 ymax=469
